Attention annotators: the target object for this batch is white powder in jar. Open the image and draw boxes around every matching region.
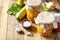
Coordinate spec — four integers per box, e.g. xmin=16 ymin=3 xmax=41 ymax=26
xmin=23 ymin=21 xmax=32 ymax=27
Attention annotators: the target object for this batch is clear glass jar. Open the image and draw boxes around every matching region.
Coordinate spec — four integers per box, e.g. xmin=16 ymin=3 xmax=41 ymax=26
xmin=26 ymin=0 xmax=42 ymax=22
xmin=26 ymin=5 xmax=39 ymax=22
xmin=37 ymin=24 xmax=53 ymax=36
xmin=34 ymin=12 xmax=55 ymax=36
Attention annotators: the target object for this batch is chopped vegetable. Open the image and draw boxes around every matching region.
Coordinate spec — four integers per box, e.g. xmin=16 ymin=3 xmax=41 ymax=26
xmin=16 ymin=6 xmax=26 ymax=20
xmin=7 ymin=3 xmax=23 ymax=15
xmin=43 ymin=6 xmax=51 ymax=12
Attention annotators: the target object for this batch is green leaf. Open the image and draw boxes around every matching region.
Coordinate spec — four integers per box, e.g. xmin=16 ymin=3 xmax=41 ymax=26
xmin=7 ymin=3 xmax=23 ymax=15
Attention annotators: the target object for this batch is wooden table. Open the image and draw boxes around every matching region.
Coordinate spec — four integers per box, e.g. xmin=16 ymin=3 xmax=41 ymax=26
xmin=0 ymin=0 xmax=60 ymax=40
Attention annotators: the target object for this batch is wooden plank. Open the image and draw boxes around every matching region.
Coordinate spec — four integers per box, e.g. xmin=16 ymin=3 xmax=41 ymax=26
xmin=0 ymin=0 xmax=3 ymax=28
xmin=53 ymin=32 xmax=59 ymax=40
xmin=0 ymin=0 xmax=9 ymax=40
xmin=41 ymin=34 xmax=55 ymax=40
xmin=0 ymin=0 xmax=23 ymax=40
xmin=6 ymin=15 xmax=24 ymax=40
xmin=23 ymin=24 xmax=42 ymax=40
xmin=6 ymin=0 xmax=24 ymax=40
xmin=0 ymin=0 xmax=60 ymax=40
xmin=24 ymin=31 xmax=42 ymax=40
xmin=57 ymin=32 xmax=60 ymax=40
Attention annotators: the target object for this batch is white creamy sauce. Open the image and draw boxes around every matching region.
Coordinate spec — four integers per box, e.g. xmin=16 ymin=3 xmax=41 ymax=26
xmin=27 ymin=0 xmax=41 ymax=7
xmin=35 ymin=12 xmax=55 ymax=24
xmin=23 ymin=21 xmax=31 ymax=27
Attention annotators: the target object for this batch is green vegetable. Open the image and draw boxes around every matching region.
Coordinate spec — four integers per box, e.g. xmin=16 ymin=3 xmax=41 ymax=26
xmin=7 ymin=3 xmax=23 ymax=15
xmin=17 ymin=0 xmax=24 ymax=6
xmin=16 ymin=6 xmax=26 ymax=20
xmin=43 ymin=6 xmax=51 ymax=12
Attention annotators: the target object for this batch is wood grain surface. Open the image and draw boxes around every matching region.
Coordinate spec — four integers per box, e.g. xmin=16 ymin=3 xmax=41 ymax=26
xmin=0 ymin=0 xmax=60 ymax=40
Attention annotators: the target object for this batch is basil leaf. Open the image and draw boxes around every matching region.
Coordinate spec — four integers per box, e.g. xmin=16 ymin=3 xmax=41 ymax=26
xmin=7 ymin=3 xmax=22 ymax=15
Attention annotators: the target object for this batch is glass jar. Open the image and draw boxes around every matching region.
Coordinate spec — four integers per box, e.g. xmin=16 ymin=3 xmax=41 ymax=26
xmin=37 ymin=24 xmax=53 ymax=36
xmin=34 ymin=12 xmax=55 ymax=36
xmin=26 ymin=6 xmax=39 ymax=22
xmin=26 ymin=0 xmax=42 ymax=22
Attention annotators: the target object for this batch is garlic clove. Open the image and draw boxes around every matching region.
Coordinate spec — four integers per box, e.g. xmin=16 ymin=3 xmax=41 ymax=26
xmin=26 ymin=32 xmax=33 ymax=36
xmin=15 ymin=28 xmax=24 ymax=34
